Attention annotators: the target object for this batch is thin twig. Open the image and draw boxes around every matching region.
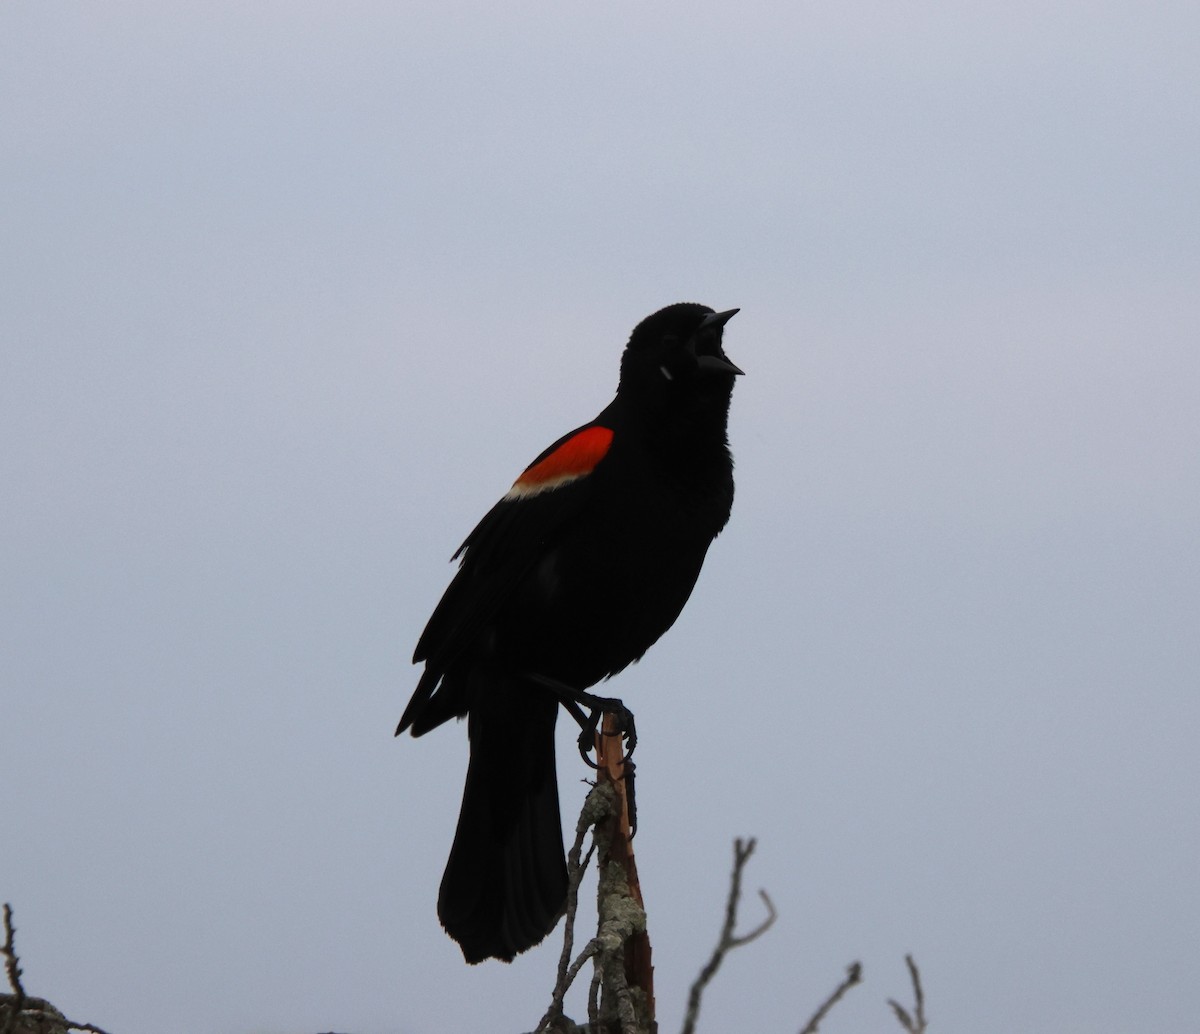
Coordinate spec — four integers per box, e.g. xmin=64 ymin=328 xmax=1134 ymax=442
xmin=1 ymin=904 xmax=113 ymax=1034
xmin=542 ymin=833 xmax=598 ymax=1022
xmin=534 ymin=784 xmax=614 ymax=1033
xmin=18 ymin=1009 xmax=111 ymax=1034
xmin=797 ymin=962 xmax=863 ymax=1034
xmin=3 ymin=904 xmax=27 ymax=1034
xmin=679 ymin=838 xmax=777 ymax=1034
xmin=887 ymin=954 xmax=927 ymax=1033
xmin=588 ymin=960 xmax=603 ymax=1030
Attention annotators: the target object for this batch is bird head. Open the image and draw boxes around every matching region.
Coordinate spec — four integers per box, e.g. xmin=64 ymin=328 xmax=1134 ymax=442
xmin=619 ymin=303 xmax=743 ymax=400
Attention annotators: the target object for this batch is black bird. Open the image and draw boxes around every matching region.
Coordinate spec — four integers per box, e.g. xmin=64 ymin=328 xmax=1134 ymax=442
xmin=397 ymin=302 xmax=742 ymax=963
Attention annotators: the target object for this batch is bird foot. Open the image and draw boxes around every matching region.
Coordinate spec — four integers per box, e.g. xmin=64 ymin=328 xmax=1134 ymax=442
xmin=525 ymin=673 xmax=637 ymax=767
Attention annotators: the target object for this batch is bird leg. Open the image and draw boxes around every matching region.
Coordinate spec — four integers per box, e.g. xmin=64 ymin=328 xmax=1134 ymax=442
xmin=525 ymin=672 xmax=638 ymax=766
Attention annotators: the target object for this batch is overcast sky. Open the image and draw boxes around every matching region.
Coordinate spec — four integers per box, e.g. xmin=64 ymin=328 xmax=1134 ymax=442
xmin=3 ymin=3 xmax=1198 ymax=1033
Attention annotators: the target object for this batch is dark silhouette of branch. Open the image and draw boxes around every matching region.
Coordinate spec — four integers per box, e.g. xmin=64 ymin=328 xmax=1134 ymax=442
xmin=1 ymin=904 xmax=112 ymax=1034
xmin=797 ymin=962 xmax=863 ymax=1034
xmin=534 ymin=782 xmax=615 ymax=1033
xmin=2 ymin=904 xmax=25 ymax=1034
xmin=887 ymin=955 xmax=927 ymax=1033
xmin=680 ymin=837 xmax=777 ymax=1034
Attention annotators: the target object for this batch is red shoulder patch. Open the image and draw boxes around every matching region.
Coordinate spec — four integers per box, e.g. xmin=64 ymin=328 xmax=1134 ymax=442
xmin=507 ymin=425 xmax=614 ymax=499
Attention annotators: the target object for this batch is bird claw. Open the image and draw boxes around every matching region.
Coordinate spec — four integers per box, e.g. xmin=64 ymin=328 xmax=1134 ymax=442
xmin=585 ymin=698 xmax=637 ymax=766
xmin=605 ymin=703 xmax=637 ymax=763
xmin=576 ymin=728 xmax=600 ymax=768
xmin=527 ymin=672 xmax=638 ymax=767
xmin=573 ymin=703 xmax=637 ymax=768
xmin=624 ymin=758 xmax=638 ymax=837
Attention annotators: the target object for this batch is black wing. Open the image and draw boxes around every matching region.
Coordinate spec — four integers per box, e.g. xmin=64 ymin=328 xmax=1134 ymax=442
xmin=398 ymin=415 xmax=614 ymax=735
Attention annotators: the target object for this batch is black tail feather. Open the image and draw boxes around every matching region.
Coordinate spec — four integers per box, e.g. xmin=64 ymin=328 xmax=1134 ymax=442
xmin=437 ymin=678 xmax=567 ymax=963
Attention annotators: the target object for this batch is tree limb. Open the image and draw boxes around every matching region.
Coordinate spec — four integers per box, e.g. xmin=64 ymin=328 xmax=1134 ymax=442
xmin=2 ymin=904 xmax=112 ymax=1034
xmin=797 ymin=961 xmax=863 ymax=1034
xmin=887 ymin=954 xmax=927 ymax=1033
xmin=680 ymin=838 xmax=777 ymax=1034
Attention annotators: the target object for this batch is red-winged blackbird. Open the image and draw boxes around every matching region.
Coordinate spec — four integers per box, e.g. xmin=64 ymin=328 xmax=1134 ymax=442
xmin=397 ymin=302 xmax=742 ymax=963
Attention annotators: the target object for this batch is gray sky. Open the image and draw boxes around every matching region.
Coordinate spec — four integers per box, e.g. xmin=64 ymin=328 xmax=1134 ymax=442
xmin=3 ymin=3 xmax=1198 ymax=1032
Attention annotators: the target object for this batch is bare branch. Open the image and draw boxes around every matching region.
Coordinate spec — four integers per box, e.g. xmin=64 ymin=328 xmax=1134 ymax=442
xmin=593 ymin=857 xmax=650 ymax=1034
xmin=534 ymin=783 xmax=615 ymax=1033
xmin=535 ymin=711 xmax=655 ymax=1034
xmin=588 ymin=958 xmax=602 ymax=1029
xmin=679 ymin=838 xmax=777 ymax=1034
xmin=19 ymin=1009 xmax=111 ymax=1034
xmin=797 ymin=962 xmax=863 ymax=1034
xmin=3 ymin=904 xmax=27 ymax=1034
xmin=887 ymin=955 xmax=927 ymax=1033
xmin=594 ymin=713 xmax=653 ymax=1027
xmin=1 ymin=905 xmax=113 ymax=1034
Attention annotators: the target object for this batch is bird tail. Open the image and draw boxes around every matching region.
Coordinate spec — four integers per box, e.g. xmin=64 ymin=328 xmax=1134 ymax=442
xmin=437 ymin=676 xmax=568 ymax=963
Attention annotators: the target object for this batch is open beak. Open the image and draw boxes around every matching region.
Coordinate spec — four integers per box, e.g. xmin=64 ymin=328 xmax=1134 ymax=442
xmin=693 ymin=308 xmax=744 ymax=375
